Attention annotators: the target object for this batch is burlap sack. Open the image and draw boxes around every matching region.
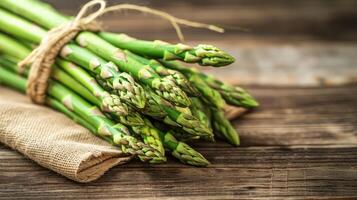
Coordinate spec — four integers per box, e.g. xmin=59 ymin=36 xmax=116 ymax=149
xmin=0 ymin=87 xmax=132 ymax=183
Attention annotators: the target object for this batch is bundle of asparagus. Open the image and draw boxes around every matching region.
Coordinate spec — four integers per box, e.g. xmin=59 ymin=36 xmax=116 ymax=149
xmin=0 ymin=0 xmax=258 ymax=166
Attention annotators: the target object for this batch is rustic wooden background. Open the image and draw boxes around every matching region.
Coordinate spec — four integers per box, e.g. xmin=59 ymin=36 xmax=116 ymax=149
xmin=42 ymin=0 xmax=357 ymax=86
xmin=1 ymin=0 xmax=357 ymax=199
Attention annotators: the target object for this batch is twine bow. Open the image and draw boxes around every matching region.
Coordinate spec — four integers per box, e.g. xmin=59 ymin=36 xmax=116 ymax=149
xmin=20 ymin=0 xmax=224 ymax=104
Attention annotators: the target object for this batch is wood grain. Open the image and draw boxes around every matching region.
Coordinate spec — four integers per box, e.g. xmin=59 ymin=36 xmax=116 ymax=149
xmin=43 ymin=0 xmax=357 ymax=86
xmin=199 ymin=41 xmax=357 ymax=86
xmin=1 ymin=1 xmax=357 ymax=199
xmin=1 ymin=86 xmax=357 ymax=199
xmin=1 ymin=145 xmax=356 ymax=199
xmin=44 ymin=0 xmax=357 ymax=41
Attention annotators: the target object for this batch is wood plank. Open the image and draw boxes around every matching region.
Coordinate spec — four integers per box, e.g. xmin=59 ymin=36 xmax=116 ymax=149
xmin=233 ymin=86 xmax=357 ymax=146
xmin=43 ymin=0 xmax=357 ymax=41
xmin=5 ymin=0 xmax=357 ymax=86
xmin=198 ymin=41 xmax=357 ymax=86
xmin=0 ymin=86 xmax=357 ymax=199
xmin=0 ymin=145 xmax=356 ymax=199
xmin=194 ymin=86 xmax=357 ymax=147
xmin=38 ymin=1 xmax=357 ymax=86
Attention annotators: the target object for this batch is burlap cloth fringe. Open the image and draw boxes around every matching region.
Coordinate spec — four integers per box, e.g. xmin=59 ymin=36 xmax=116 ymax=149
xmin=0 ymin=87 xmax=132 ymax=182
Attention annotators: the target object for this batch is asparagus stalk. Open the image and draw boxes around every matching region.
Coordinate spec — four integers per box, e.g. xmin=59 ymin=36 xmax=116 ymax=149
xmin=150 ymin=119 xmax=198 ymax=141
xmin=46 ymin=97 xmax=98 ymax=135
xmin=0 ymin=1 xmax=190 ymax=107
xmin=211 ymin=107 xmax=240 ymax=146
xmin=99 ymin=80 xmax=213 ymax=139
xmin=0 ymin=32 xmax=130 ymax=116
xmin=190 ymin=73 xmax=226 ymax=109
xmin=56 ymin=58 xmax=130 ymax=115
xmin=159 ymin=60 xmax=226 ymax=109
xmin=109 ymin=107 xmax=166 ymax=159
xmin=76 ymin=32 xmax=191 ymax=107
xmin=190 ymin=97 xmax=212 ymax=131
xmin=130 ymin=122 xmax=166 ymax=161
xmin=165 ymin=132 xmax=210 ymax=166
xmin=49 ymin=96 xmax=158 ymax=163
xmin=2 ymin=54 xmax=149 ymax=131
xmin=141 ymin=91 xmax=168 ymax=119
xmin=0 ymin=32 xmax=30 ymax=61
xmin=50 ymin=97 xmax=204 ymax=166
xmin=0 ymin=55 xmax=100 ymax=108
xmin=59 ymin=43 xmax=146 ymax=109
xmin=49 ymin=96 xmax=167 ymax=163
xmin=147 ymin=88 xmax=214 ymax=140
xmin=0 ymin=65 xmax=27 ymax=92
xmin=0 ymin=66 xmax=162 ymax=161
xmin=99 ymin=32 xmax=235 ymax=67
xmin=160 ymin=60 xmax=259 ymax=108
xmin=144 ymin=119 xmax=210 ymax=166
xmin=0 ymin=47 xmax=165 ymax=162
xmin=126 ymin=50 xmax=199 ymax=96
xmin=198 ymin=73 xmax=259 ymax=108
xmin=0 ymin=8 xmax=146 ymax=109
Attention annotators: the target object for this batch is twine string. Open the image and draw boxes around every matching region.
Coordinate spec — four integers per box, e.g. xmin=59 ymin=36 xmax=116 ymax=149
xmin=102 ymin=4 xmax=224 ymax=41
xmin=21 ymin=0 xmax=224 ymax=104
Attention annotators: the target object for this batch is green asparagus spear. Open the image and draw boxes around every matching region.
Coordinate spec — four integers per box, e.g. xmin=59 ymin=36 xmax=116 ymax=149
xmin=98 ymin=80 xmax=212 ymax=139
xmin=0 ymin=65 xmax=28 ymax=92
xmin=165 ymin=132 xmax=210 ymax=166
xmin=0 ymin=32 xmax=130 ymax=116
xmin=150 ymin=119 xmax=198 ymax=141
xmin=0 ymin=32 xmax=30 ymax=60
xmin=56 ymin=58 xmax=130 ymax=115
xmin=59 ymin=43 xmax=146 ymax=109
xmin=0 ymin=66 xmax=162 ymax=161
xmin=145 ymin=119 xmax=210 ymax=166
xmin=198 ymin=73 xmax=259 ymax=108
xmin=99 ymin=32 xmax=234 ymax=67
xmin=0 ymin=55 xmax=100 ymax=108
xmin=77 ymin=32 xmax=191 ymax=107
xmin=48 ymin=93 xmax=165 ymax=164
xmin=190 ymin=97 xmax=212 ymax=131
xmin=159 ymin=60 xmax=225 ymax=109
xmin=46 ymin=97 xmax=166 ymax=163
xmin=147 ymin=88 xmax=214 ymax=140
xmin=0 ymin=9 xmax=146 ymax=109
xmin=126 ymin=50 xmax=199 ymax=96
xmin=160 ymin=60 xmax=259 ymax=108
xmin=130 ymin=122 xmax=166 ymax=163
xmin=211 ymin=107 xmax=240 ymax=146
xmin=46 ymin=97 xmax=98 ymax=135
xmin=141 ymin=91 xmax=168 ymax=119
xmin=0 ymin=48 xmax=165 ymax=162
xmin=0 ymin=1 xmax=190 ymax=107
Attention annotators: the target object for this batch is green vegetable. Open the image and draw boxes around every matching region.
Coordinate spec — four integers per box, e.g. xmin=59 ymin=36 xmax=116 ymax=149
xmin=0 ymin=32 xmax=129 ymax=116
xmin=146 ymin=119 xmax=210 ymax=166
xmin=160 ymin=60 xmax=226 ymax=109
xmin=100 ymin=32 xmax=235 ymax=67
xmin=126 ymin=50 xmax=199 ymax=96
xmin=0 ymin=8 xmax=146 ymax=109
xmin=147 ymin=88 xmax=214 ymax=140
xmin=211 ymin=108 xmax=240 ymax=146
xmin=0 ymin=1 xmax=190 ymax=107
xmin=160 ymin=60 xmax=259 ymax=108
xmin=3 ymin=59 xmax=166 ymax=163
xmin=0 ymin=66 xmax=162 ymax=162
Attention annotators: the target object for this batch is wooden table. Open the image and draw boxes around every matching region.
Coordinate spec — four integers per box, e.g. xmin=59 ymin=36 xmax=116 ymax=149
xmin=1 ymin=0 xmax=357 ymax=199
xmin=1 ymin=86 xmax=356 ymax=199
